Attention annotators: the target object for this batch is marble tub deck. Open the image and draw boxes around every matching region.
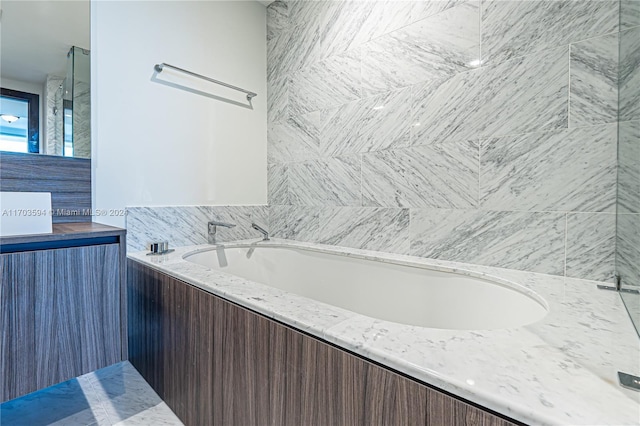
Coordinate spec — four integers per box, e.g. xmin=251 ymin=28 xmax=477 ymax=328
xmin=130 ymin=239 xmax=640 ymax=425
xmin=0 ymin=362 xmax=182 ymax=426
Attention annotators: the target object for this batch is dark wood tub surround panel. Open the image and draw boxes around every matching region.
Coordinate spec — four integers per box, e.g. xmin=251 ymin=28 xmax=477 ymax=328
xmin=128 ymin=260 xmax=519 ymax=426
xmin=0 ymin=151 xmax=91 ymax=223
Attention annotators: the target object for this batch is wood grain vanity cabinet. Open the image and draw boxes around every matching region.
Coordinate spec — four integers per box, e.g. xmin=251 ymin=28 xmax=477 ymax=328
xmin=128 ymin=260 xmax=520 ymax=426
xmin=0 ymin=223 xmax=126 ymax=403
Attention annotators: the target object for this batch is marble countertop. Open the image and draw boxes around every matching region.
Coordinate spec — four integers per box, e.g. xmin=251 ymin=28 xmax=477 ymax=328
xmin=129 ymin=239 xmax=640 ymax=425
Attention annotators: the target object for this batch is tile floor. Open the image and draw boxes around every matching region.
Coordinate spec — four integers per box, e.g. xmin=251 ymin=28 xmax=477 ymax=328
xmin=0 ymin=362 xmax=183 ymax=426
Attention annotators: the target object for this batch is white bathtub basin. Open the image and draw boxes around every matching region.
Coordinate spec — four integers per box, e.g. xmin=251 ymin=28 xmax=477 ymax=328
xmin=184 ymin=244 xmax=548 ymax=330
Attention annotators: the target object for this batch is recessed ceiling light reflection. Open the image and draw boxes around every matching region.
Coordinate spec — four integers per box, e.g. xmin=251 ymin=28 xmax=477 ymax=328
xmin=468 ymin=59 xmax=482 ymax=68
xmin=372 ymin=105 xmax=385 ymax=110
xmin=0 ymin=114 xmax=19 ymax=124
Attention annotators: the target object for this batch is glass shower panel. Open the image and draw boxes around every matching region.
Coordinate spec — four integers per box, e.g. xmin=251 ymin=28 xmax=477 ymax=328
xmin=56 ymin=46 xmax=91 ymax=158
xmin=617 ymin=8 xmax=640 ymax=335
xmin=62 ymin=49 xmax=74 ymax=157
xmin=72 ymin=47 xmax=91 ymax=159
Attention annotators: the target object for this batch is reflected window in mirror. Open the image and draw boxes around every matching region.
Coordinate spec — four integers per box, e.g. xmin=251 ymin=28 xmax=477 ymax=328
xmin=63 ymin=102 xmax=73 ymax=157
xmin=0 ymin=88 xmax=39 ymax=154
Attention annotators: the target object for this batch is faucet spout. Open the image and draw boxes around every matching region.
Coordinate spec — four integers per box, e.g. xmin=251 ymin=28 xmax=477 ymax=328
xmin=251 ymin=223 xmax=269 ymax=241
xmin=208 ymin=220 xmax=236 ymax=244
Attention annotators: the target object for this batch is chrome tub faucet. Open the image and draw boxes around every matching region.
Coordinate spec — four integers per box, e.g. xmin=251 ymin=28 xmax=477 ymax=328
xmin=251 ymin=223 xmax=269 ymax=241
xmin=208 ymin=220 xmax=236 ymax=244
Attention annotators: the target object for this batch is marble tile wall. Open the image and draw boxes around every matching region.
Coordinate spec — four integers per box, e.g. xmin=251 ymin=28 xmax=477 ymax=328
xmin=266 ymin=0 xmax=623 ymax=281
xmin=126 ymin=206 xmax=269 ymax=252
xmin=44 ymin=75 xmax=64 ymax=156
xmin=73 ymin=81 xmax=91 ymax=159
xmin=44 ymin=76 xmax=91 ymax=158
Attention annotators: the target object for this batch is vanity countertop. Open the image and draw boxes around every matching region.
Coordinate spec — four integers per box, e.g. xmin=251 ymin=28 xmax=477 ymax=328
xmin=0 ymin=222 xmax=125 ymax=246
xmin=129 ymin=239 xmax=640 ymax=425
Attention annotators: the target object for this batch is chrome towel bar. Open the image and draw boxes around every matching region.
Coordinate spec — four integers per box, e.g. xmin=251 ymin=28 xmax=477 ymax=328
xmin=154 ymin=62 xmax=258 ymax=101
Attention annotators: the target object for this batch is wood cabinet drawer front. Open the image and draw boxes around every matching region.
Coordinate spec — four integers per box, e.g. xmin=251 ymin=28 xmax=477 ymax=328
xmin=1 ymin=244 xmax=121 ymax=402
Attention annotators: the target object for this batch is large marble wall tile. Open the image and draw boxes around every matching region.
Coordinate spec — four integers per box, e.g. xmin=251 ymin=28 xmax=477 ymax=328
xmin=362 ymin=140 xmax=478 ymax=209
xmin=409 ymin=208 xmax=479 ymax=260
xmin=319 ymin=100 xmax=364 ymax=157
xmin=266 ymin=27 xmax=287 ymax=80
xmin=412 ymin=46 xmax=569 ymax=144
xmin=267 ymin=112 xmax=320 ymax=163
xmin=267 ymin=29 xmax=286 ymax=81
xmin=209 ymin=206 xmax=270 ymax=242
xmin=267 ymin=75 xmax=289 ymax=124
xmin=268 ymin=163 xmax=289 ymax=206
xmin=619 ymin=26 xmax=640 ymax=122
xmin=481 ymin=0 xmax=619 ymax=65
xmin=321 ymin=1 xmax=378 ymax=58
xmin=289 ymin=50 xmax=361 ymax=115
xmin=358 ymin=87 xmax=413 ymax=152
xmin=319 ymin=207 xmax=410 ymax=254
xmin=411 ymin=71 xmax=483 ymax=144
xmin=475 ymin=46 xmax=569 ymax=138
xmin=321 ymin=87 xmax=413 ymax=156
xmin=411 ymin=0 xmax=462 ymax=22
xmin=289 ymin=155 xmax=361 ymax=206
xmin=321 ymin=0 xmax=415 ymax=58
xmin=621 ymin=0 xmax=640 ymax=31
xmin=267 ymin=1 xmax=288 ymax=41
xmin=265 ymin=4 xmax=321 ymax=82
xmin=565 ymin=213 xmax=615 ymax=281
xmin=617 ymin=213 xmax=640 ymax=288
xmin=361 ymin=0 xmax=416 ymax=43
xmin=480 ymin=124 xmax=617 ymax=212
xmin=288 ymin=0 xmax=327 ymax=29
xmin=126 ymin=206 xmax=213 ymax=252
xmin=269 ymin=205 xmax=320 ymax=241
xmin=410 ymin=209 xmax=566 ymax=275
xmin=267 ymin=20 xmax=320 ymax=81
xmin=361 ymin=1 xmax=479 ymax=95
xmin=569 ymin=33 xmax=618 ymax=127
xmin=618 ymin=120 xmax=640 ymax=214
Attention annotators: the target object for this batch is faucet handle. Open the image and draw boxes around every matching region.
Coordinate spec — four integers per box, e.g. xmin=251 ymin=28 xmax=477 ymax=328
xmin=208 ymin=220 xmax=236 ymax=245
xmin=251 ymin=223 xmax=270 ymax=241
xmin=208 ymin=220 xmax=236 ymax=228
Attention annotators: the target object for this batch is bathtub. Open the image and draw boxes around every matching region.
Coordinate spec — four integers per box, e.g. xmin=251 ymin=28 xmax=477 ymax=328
xmin=184 ymin=243 xmax=548 ymax=330
xmin=129 ymin=239 xmax=640 ymax=425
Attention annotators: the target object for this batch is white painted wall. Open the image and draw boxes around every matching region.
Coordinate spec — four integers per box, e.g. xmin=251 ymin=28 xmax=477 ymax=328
xmin=0 ymin=77 xmax=45 ymax=151
xmin=91 ymin=0 xmax=267 ymax=227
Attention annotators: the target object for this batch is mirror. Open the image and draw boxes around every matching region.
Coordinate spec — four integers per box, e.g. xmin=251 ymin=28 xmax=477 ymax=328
xmin=617 ymin=1 xmax=640 ymax=335
xmin=0 ymin=1 xmax=90 ymax=158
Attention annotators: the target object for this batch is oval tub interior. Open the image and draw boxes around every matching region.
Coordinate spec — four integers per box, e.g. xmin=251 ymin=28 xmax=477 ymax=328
xmin=184 ymin=245 xmax=548 ymax=331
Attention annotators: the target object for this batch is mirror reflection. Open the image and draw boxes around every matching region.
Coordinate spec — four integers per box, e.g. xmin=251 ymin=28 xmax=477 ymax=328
xmin=0 ymin=1 xmax=90 ymax=158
